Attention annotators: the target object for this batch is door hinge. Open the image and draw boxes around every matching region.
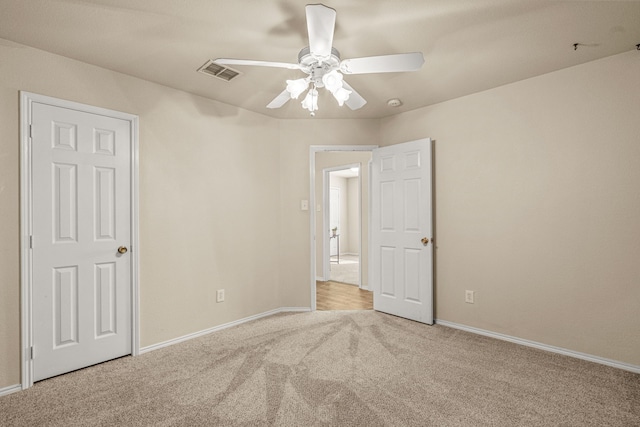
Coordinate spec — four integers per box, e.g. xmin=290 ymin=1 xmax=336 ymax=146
xmin=30 ymin=346 xmax=34 ymax=359
xmin=29 ymin=124 xmax=33 ymax=139
xmin=29 ymin=235 xmax=33 ymax=249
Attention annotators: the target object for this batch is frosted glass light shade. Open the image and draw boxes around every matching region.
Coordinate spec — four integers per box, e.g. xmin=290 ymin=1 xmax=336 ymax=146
xmin=322 ymin=70 xmax=344 ymax=93
xmin=332 ymin=87 xmax=351 ymax=106
xmin=301 ymin=88 xmax=319 ymax=113
xmin=286 ymin=78 xmax=309 ymax=99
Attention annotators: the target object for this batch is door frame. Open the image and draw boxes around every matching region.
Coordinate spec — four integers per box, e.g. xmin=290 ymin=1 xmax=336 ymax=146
xmin=322 ymin=164 xmax=362 ymax=285
xmin=19 ymin=91 xmax=140 ymax=390
xmin=309 ymin=145 xmax=377 ymax=311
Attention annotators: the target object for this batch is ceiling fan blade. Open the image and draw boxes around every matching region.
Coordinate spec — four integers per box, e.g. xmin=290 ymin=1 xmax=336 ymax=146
xmin=342 ymin=81 xmax=367 ymax=110
xmin=305 ymin=4 xmax=336 ymax=59
xmin=340 ymin=52 xmax=425 ymax=74
xmin=266 ymin=89 xmax=292 ymax=109
xmin=213 ymin=58 xmax=301 ymax=70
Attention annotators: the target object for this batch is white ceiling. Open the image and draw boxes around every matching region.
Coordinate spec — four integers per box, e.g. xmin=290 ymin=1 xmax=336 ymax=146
xmin=1 ymin=0 xmax=639 ymax=119
xmin=331 ymin=168 xmax=359 ymax=179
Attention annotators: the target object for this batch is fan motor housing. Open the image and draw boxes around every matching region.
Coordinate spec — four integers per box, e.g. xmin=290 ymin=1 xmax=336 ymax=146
xmin=298 ymin=47 xmax=341 ymax=80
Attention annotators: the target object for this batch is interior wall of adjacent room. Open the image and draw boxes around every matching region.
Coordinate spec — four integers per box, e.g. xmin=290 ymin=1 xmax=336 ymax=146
xmin=281 ymin=125 xmax=379 ymax=305
xmin=329 ymin=174 xmax=349 ymax=253
xmin=0 ymin=39 xmax=281 ymax=388
xmin=346 ymin=177 xmax=360 ymax=255
xmin=380 ymin=50 xmax=640 ymax=366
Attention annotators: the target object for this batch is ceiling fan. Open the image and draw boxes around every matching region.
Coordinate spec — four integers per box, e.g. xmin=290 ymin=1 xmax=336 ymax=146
xmin=212 ymin=3 xmax=424 ymax=116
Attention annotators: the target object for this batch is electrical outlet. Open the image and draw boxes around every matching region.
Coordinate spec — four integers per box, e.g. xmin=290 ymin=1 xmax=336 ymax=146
xmin=216 ymin=289 xmax=225 ymax=303
xmin=465 ymin=290 xmax=475 ymax=304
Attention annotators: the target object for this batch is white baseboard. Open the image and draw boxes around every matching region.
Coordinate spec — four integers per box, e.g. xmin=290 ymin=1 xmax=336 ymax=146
xmin=280 ymin=307 xmax=312 ymax=313
xmin=140 ymin=307 xmax=311 ymax=355
xmin=315 ymin=276 xmax=325 ymax=282
xmin=435 ymin=319 xmax=640 ymax=374
xmin=0 ymin=384 xmax=22 ymax=397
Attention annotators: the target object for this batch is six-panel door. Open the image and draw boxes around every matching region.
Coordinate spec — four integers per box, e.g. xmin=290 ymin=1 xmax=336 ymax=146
xmin=31 ymin=102 xmax=132 ymax=381
xmin=371 ymin=138 xmax=433 ymax=324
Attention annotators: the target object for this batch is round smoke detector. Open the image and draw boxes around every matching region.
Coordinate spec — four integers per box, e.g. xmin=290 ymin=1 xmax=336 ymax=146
xmin=387 ymin=98 xmax=403 ymax=107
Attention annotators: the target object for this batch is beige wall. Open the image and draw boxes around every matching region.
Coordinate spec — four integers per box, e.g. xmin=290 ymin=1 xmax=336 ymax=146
xmin=2 ymin=37 xmax=638 ymax=389
xmin=314 ymin=152 xmax=372 ymax=285
xmin=0 ymin=40 xmax=282 ymax=387
xmin=381 ymin=51 xmax=640 ymax=366
xmin=277 ymin=120 xmax=380 ymax=308
xmin=0 ymin=40 xmax=381 ymax=386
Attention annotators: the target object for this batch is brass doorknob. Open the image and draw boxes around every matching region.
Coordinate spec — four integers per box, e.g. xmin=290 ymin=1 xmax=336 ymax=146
xmin=118 ymin=246 xmax=128 ymax=254
xmin=421 ymin=237 xmax=429 ymax=246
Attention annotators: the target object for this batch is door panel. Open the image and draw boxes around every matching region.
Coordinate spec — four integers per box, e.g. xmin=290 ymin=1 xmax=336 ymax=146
xmin=371 ymin=138 xmax=433 ymax=324
xmin=380 ymin=182 xmax=395 ymax=230
xmin=53 ymin=266 xmax=79 ymax=347
xmin=404 ymin=179 xmax=421 ymax=231
xmin=380 ymin=246 xmax=395 ymax=296
xmin=404 ymin=248 xmax=422 ymax=302
xmin=94 ymin=167 xmax=116 ymax=240
xmin=32 ymin=102 xmax=132 ymax=381
xmin=95 ymin=262 xmax=117 ymax=337
xmin=53 ymin=163 xmax=78 ymax=242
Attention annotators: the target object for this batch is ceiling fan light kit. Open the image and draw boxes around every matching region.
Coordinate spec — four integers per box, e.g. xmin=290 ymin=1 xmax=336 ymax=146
xmin=286 ymin=78 xmax=309 ymax=99
xmin=322 ymin=70 xmax=343 ymax=91
xmin=211 ymin=4 xmax=424 ymax=116
xmin=301 ymin=88 xmax=319 ymax=115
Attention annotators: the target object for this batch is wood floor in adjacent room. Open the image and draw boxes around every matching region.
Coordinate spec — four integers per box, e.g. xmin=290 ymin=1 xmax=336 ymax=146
xmin=316 ymin=280 xmax=373 ymax=310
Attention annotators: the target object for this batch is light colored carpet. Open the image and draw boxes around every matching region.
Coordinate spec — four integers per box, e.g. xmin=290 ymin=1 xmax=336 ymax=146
xmin=1 ymin=311 xmax=639 ymax=426
xmin=330 ymin=254 xmax=359 ymax=285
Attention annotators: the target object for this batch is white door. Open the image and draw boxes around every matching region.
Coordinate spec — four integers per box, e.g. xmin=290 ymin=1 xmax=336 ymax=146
xmin=371 ymin=138 xmax=433 ymax=324
xmin=31 ymin=102 xmax=132 ymax=381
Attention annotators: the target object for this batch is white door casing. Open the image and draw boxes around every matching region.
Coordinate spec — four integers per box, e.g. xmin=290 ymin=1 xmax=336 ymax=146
xmin=309 ymin=146 xmax=378 ymax=310
xmin=371 ymin=138 xmax=433 ymax=324
xmin=21 ymin=92 xmax=139 ymax=387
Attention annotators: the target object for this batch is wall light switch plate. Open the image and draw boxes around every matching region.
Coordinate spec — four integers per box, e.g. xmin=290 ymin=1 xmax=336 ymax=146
xmin=300 ymin=199 xmax=309 ymax=211
xmin=465 ymin=290 xmax=475 ymax=304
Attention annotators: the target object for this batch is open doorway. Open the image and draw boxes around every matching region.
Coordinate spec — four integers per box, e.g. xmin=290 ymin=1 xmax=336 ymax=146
xmin=310 ymin=140 xmax=434 ymax=321
xmin=311 ymin=148 xmax=374 ymax=310
xmin=326 ymin=166 xmax=360 ymax=285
